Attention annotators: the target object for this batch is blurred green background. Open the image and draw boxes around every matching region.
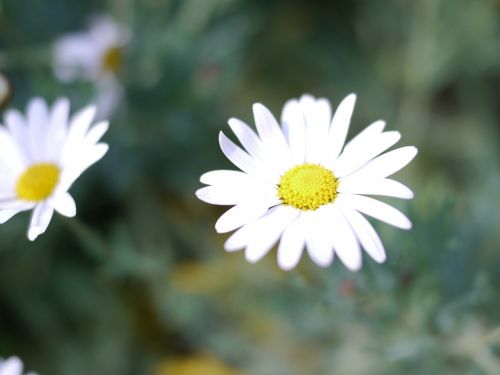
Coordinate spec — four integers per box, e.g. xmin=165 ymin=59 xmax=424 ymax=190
xmin=1 ymin=0 xmax=500 ymax=374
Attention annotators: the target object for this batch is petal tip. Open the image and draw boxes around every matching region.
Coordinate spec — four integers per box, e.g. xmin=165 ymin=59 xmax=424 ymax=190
xmin=373 ymin=254 xmax=387 ymax=264
xmin=28 ymin=228 xmax=42 ymax=241
xmin=194 ymin=188 xmax=205 ymax=200
xmin=244 ymin=251 xmax=260 ymax=264
xmin=344 ymin=93 xmax=357 ymax=105
xmin=277 ymin=261 xmax=297 ymax=271
xmin=346 ymin=262 xmax=362 ymax=272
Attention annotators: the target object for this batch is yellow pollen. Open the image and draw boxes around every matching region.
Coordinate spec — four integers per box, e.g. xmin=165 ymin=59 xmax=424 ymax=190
xmin=16 ymin=163 xmax=60 ymax=201
xmin=278 ymin=163 xmax=338 ymax=211
xmin=101 ymin=46 xmax=123 ymax=73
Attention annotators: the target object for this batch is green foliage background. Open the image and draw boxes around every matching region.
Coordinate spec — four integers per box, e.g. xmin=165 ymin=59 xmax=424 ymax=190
xmin=0 ymin=0 xmax=499 ymax=374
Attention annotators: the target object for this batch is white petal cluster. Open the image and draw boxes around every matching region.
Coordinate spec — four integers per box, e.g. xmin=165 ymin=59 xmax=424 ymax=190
xmin=0 ymin=357 xmax=37 ymax=375
xmin=197 ymin=94 xmax=417 ymax=271
xmin=0 ymin=97 xmax=109 ymax=240
xmin=53 ymin=15 xmax=128 ymax=118
xmin=53 ymin=15 xmax=128 ymax=82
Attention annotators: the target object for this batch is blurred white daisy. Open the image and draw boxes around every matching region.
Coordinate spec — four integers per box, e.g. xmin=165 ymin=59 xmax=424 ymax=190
xmin=53 ymin=15 xmax=128 ymax=82
xmin=0 ymin=356 xmax=37 ymax=375
xmin=53 ymin=15 xmax=129 ymax=118
xmin=0 ymin=97 xmax=109 ymax=241
xmin=196 ymin=94 xmax=417 ymax=271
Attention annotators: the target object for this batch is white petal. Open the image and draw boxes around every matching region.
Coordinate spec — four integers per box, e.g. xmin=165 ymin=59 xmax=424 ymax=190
xmin=65 ymin=105 xmax=97 ymax=146
xmin=60 ymin=143 xmax=108 ymax=191
xmin=224 ymin=206 xmax=299 ymax=254
xmin=338 ymin=194 xmax=412 ymax=229
xmin=0 ymin=127 xmax=27 ymax=172
xmin=88 ymin=14 xmax=127 ymax=48
xmin=47 ymin=97 xmax=70 ymax=160
xmin=81 ymin=143 xmax=109 ymax=173
xmin=4 ymin=109 xmax=31 ymax=161
xmin=196 ymin=183 xmax=276 ymax=206
xmin=84 ymin=121 xmax=109 ymax=146
xmin=215 ymin=201 xmax=271 ymax=233
xmin=196 ymin=186 xmax=241 ymax=205
xmin=349 ymin=146 xmax=418 ymax=179
xmin=28 ymin=202 xmax=54 ymax=241
xmin=303 ymin=208 xmax=334 ymax=267
xmin=244 ymin=205 xmax=299 ymax=263
xmin=342 ymin=120 xmax=385 ymax=153
xmin=334 ymin=131 xmax=401 ymax=177
xmin=301 ymin=95 xmax=331 ymax=164
xmin=252 ymin=103 xmax=292 ymax=166
xmin=224 ymin=221 xmax=256 ymax=252
xmin=277 ymin=215 xmax=306 ymax=270
xmin=280 ymin=99 xmax=306 ymax=164
xmin=0 ymin=356 xmax=23 ymax=375
xmin=66 ymin=143 xmax=109 ymax=174
xmin=327 ymin=205 xmax=362 ymax=271
xmin=200 ymin=169 xmax=250 ymax=186
xmin=323 ymin=94 xmax=356 ymax=167
xmin=253 ymin=103 xmax=289 ymax=148
xmin=338 ymin=202 xmax=386 ymax=263
xmin=0 ymin=199 xmax=16 ymax=210
xmin=0 ymin=203 xmax=34 ymax=223
xmin=50 ymin=97 xmax=70 ymax=129
xmin=226 ymin=117 xmax=289 ymax=177
xmin=0 ymin=198 xmax=32 ymax=208
xmin=52 ymin=192 xmax=76 ymax=217
xmin=306 ymin=234 xmax=334 ymax=268
xmin=27 ymin=97 xmax=50 ymax=160
xmin=227 ymin=118 xmax=262 ymax=158
xmin=198 ymin=170 xmax=274 ymax=203
xmin=218 ymin=131 xmax=273 ymax=182
xmin=338 ymin=177 xmax=414 ymax=199
xmin=53 ymin=33 xmax=100 ymax=81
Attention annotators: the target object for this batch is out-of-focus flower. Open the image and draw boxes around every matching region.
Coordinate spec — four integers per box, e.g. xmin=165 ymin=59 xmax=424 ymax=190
xmin=154 ymin=355 xmax=246 ymax=375
xmin=0 ymin=356 xmax=37 ymax=375
xmin=196 ymin=94 xmax=417 ymax=271
xmin=0 ymin=73 xmax=12 ymax=108
xmin=0 ymin=97 xmax=109 ymax=240
xmin=52 ymin=15 xmax=129 ymax=118
xmin=53 ymin=15 xmax=128 ymax=82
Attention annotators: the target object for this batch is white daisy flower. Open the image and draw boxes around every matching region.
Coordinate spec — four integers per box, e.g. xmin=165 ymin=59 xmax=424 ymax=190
xmin=0 ymin=356 xmax=37 ymax=375
xmin=0 ymin=97 xmax=109 ymax=241
xmin=53 ymin=15 xmax=128 ymax=82
xmin=196 ymin=94 xmax=417 ymax=271
xmin=53 ymin=15 xmax=129 ymax=119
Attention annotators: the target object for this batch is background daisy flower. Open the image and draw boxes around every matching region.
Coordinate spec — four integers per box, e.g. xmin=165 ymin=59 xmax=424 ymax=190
xmin=53 ymin=15 xmax=129 ymax=82
xmin=0 ymin=97 xmax=109 ymax=240
xmin=196 ymin=94 xmax=417 ymax=271
xmin=53 ymin=15 xmax=129 ymax=118
xmin=0 ymin=357 xmax=37 ymax=375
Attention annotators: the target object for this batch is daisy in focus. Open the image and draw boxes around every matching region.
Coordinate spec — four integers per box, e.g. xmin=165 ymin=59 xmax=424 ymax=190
xmin=0 ymin=356 xmax=37 ymax=375
xmin=196 ymin=94 xmax=417 ymax=271
xmin=53 ymin=15 xmax=129 ymax=118
xmin=0 ymin=97 xmax=109 ymax=241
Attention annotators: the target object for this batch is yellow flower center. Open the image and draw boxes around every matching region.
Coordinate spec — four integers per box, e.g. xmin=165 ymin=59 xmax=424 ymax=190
xmin=16 ymin=163 xmax=60 ymax=201
xmin=101 ymin=46 xmax=123 ymax=73
xmin=278 ymin=163 xmax=338 ymax=211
